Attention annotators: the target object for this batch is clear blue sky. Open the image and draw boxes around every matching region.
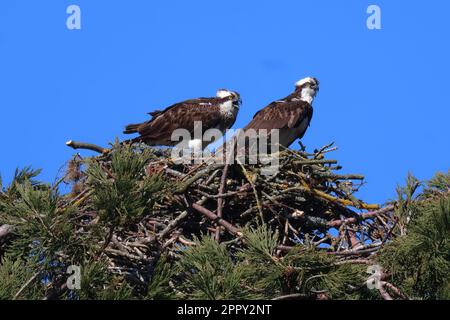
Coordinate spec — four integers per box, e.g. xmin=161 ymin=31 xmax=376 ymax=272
xmin=0 ymin=0 xmax=449 ymax=204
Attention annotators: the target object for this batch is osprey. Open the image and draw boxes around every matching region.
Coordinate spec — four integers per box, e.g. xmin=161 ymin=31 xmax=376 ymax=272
xmin=243 ymin=77 xmax=319 ymax=148
xmin=124 ymin=89 xmax=241 ymax=149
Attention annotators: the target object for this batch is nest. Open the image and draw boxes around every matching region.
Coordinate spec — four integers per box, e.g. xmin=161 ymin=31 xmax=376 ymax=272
xmin=62 ymin=141 xmax=396 ymax=289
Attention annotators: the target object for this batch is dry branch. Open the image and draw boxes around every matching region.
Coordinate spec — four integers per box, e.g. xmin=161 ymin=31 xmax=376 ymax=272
xmin=66 ymin=140 xmax=108 ymax=154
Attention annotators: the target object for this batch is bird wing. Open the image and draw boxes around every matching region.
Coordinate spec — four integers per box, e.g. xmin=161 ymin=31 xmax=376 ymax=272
xmin=133 ymin=99 xmax=224 ymax=145
xmin=147 ymin=97 xmax=214 ymax=117
xmin=244 ymin=98 xmax=313 ymax=131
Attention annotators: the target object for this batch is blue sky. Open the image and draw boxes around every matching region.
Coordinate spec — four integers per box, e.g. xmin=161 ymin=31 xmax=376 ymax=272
xmin=0 ymin=0 xmax=448 ymax=204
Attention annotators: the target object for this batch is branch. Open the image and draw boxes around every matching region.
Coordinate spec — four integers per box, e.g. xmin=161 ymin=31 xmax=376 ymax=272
xmin=272 ymin=293 xmax=310 ymax=300
xmin=191 ymin=203 xmax=242 ymax=237
xmin=66 ymin=140 xmax=108 ymax=154
xmin=215 ymin=163 xmax=230 ymax=241
xmin=384 ymin=281 xmax=409 ymax=300
xmin=175 ymin=164 xmax=224 ymax=194
xmin=328 ymin=205 xmax=395 ymax=227
xmin=379 ymin=282 xmax=393 ymax=300
xmin=293 ymin=159 xmax=338 ymax=165
xmin=334 ymin=259 xmax=371 ymax=265
xmin=158 ymin=210 xmax=189 ymax=240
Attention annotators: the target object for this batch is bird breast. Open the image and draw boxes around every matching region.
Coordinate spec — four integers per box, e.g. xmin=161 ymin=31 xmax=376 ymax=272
xmin=219 ymin=100 xmax=234 ymax=116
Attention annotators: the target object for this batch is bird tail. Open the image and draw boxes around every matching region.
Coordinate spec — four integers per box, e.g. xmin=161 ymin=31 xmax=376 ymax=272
xmin=123 ymin=123 xmax=141 ymax=134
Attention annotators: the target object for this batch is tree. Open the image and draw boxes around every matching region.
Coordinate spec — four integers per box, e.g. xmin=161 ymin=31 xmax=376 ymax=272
xmin=0 ymin=142 xmax=448 ymax=300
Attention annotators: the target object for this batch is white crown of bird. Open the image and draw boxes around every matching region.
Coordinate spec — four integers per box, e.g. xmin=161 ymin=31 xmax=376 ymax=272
xmin=295 ymin=77 xmax=319 ymax=88
xmin=216 ymin=89 xmax=235 ymax=99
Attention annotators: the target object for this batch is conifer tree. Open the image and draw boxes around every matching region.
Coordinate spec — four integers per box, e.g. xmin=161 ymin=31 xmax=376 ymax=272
xmin=0 ymin=142 xmax=448 ymax=300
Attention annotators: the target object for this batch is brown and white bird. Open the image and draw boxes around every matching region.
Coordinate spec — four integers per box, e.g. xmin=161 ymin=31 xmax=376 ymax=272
xmin=124 ymin=89 xmax=241 ymax=149
xmin=243 ymin=77 xmax=319 ymax=148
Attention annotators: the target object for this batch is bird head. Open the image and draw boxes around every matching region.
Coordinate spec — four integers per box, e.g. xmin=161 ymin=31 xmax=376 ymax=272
xmin=294 ymin=77 xmax=320 ymax=103
xmin=295 ymin=77 xmax=320 ymax=92
xmin=216 ymin=89 xmax=242 ymax=108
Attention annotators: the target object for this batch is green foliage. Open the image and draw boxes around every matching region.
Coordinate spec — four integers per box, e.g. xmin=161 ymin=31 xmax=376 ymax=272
xmin=146 ymin=255 xmax=178 ymax=300
xmin=176 ymin=236 xmax=254 ymax=300
xmin=394 ymin=172 xmax=421 ymax=229
xmin=0 ymin=167 xmax=43 ymax=212
xmin=236 ymin=224 xmax=283 ymax=298
xmin=0 ymin=166 xmax=96 ymax=300
xmin=301 ymin=262 xmax=368 ymax=300
xmin=241 ymin=223 xmax=279 ymax=261
xmin=379 ymin=172 xmax=450 ymax=300
xmin=421 ymin=170 xmax=450 ymax=199
xmin=69 ymin=259 xmax=134 ymax=300
xmin=5 ymin=167 xmax=43 ymax=195
xmin=1 ymin=150 xmax=449 ymax=300
xmin=0 ymin=179 xmax=87 ymax=263
xmin=239 ymin=225 xmax=369 ymax=299
xmin=0 ymin=146 xmax=169 ymax=300
xmin=11 ymin=166 xmax=43 ymax=187
xmin=170 ymin=225 xmax=370 ymax=300
xmin=86 ymin=144 xmax=165 ymax=225
xmin=0 ymin=254 xmax=44 ymax=300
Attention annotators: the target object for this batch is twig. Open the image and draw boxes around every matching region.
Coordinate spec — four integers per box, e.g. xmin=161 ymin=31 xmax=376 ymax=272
xmin=334 ymin=259 xmax=371 ymax=265
xmin=178 ymin=235 xmax=196 ymax=246
xmin=272 ymin=293 xmax=310 ymax=300
xmin=95 ymin=225 xmax=115 ymax=259
xmin=238 ymin=161 xmax=264 ymax=222
xmin=105 ymin=248 xmax=142 ymax=261
xmin=14 ymin=272 xmax=40 ymax=300
xmin=384 ymin=281 xmax=409 ymax=300
xmin=314 ymin=142 xmax=335 ymax=158
xmin=215 ymin=163 xmax=231 ymax=241
xmin=381 ymin=215 xmax=399 ymax=246
xmin=293 ymin=159 xmax=338 ymax=165
xmin=379 ymin=282 xmax=393 ymax=300
xmin=175 ymin=164 xmax=224 ymax=194
xmin=158 ymin=210 xmax=189 ymax=240
xmin=328 ymin=205 xmax=394 ymax=227
xmin=191 ymin=203 xmax=242 ymax=237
